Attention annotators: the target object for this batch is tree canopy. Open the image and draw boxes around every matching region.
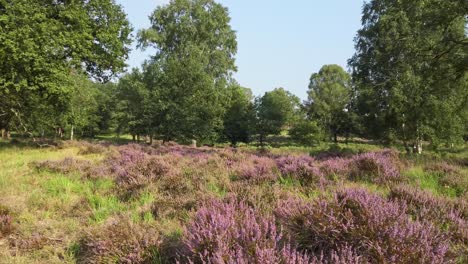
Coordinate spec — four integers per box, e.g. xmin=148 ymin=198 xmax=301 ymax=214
xmin=349 ymin=0 xmax=467 ymax=151
xmin=137 ymin=0 xmax=238 ymax=143
xmin=0 ymin=0 xmax=132 ymax=136
xmin=306 ymin=64 xmax=353 ymax=143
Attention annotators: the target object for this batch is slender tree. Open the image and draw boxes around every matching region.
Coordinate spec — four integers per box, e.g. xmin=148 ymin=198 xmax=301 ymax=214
xmin=306 ymin=65 xmax=353 ymax=143
xmin=256 ymin=88 xmax=301 ymax=146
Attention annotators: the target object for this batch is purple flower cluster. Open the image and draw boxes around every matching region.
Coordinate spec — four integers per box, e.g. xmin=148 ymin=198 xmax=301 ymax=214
xmin=276 ymin=188 xmax=450 ymax=263
xmin=276 ymin=155 xmax=328 ymax=187
xmin=275 ymin=150 xmax=401 ymax=186
xmin=389 ymin=185 xmax=467 ymax=243
xmin=77 ymin=217 xmax=161 ymax=263
xmin=180 ymin=198 xmax=311 ymax=263
xmin=234 ymin=155 xmax=278 ymax=183
xmin=106 ymin=147 xmax=175 ymax=188
xmin=318 ymin=150 xmax=401 ymax=184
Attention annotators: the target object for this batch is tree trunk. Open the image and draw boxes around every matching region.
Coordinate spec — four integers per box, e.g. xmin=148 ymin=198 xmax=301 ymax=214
xmin=191 ymin=139 xmax=197 ymax=148
xmin=1 ymin=129 xmax=5 ymax=139
xmin=334 ymin=133 xmax=338 ymax=144
xmin=403 ymin=140 xmax=411 ymax=154
xmin=149 ymin=135 xmax=153 ymax=145
xmin=132 ymin=134 xmax=136 ymax=142
xmin=70 ymin=125 xmax=74 ymax=141
xmin=136 ymin=135 xmax=140 ymax=142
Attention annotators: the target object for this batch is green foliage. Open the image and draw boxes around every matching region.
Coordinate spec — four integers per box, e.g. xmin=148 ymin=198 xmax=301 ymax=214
xmin=256 ymin=88 xmax=301 ymax=145
xmin=0 ymin=0 xmax=131 ymax=136
xmin=306 ymin=64 xmax=354 ymax=142
xmin=223 ymin=84 xmax=256 ymax=146
xmin=289 ymin=120 xmax=323 ymax=146
xmin=349 ymin=0 xmax=467 ymax=148
xmin=114 ymin=69 xmax=150 ymax=138
xmin=137 ymin=0 xmax=237 ymax=143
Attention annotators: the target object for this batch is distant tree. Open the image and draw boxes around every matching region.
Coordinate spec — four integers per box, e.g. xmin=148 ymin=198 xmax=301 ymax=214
xmin=306 ymin=65 xmax=352 ymax=143
xmin=65 ymin=74 xmax=100 ymax=140
xmin=256 ymin=88 xmax=301 ymax=146
xmin=138 ymin=0 xmax=237 ymax=144
xmin=223 ymin=84 xmax=256 ymax=146
xmin=349 ymin=0 xmax=467 ymax=152
xmin=94 ymin=82 xmax=119 ymax=135
xmin=114 ymin=69 xmax=150 ymax=141
xmin=0 ymin=0 xmax=132 ymax=138
xmin=289 ymin=119 xmax=323 ymax=146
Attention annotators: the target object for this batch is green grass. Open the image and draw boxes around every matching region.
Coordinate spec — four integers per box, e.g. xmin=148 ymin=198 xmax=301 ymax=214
xmin=403 ymin=166 xmax=459 ymax=197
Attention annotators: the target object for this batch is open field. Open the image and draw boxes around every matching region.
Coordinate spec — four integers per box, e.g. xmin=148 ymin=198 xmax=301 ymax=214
xmin=0 ymin=140 xmax=466 ymax=263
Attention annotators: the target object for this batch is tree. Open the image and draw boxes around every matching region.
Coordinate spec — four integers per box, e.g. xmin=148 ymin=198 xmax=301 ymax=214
xmin=349 ymin=0 xmax=467 ymax=152
xmin=306 ymin=65 xmax=353 ymax=143
xmin=290 ymin=120 xmax=323 ymax=146
xmin=65 ymin=74 xmax=100 ymax=140
xmin=114 ymin=69 xmax=150 ymax=141
xmin=138 ymin=0 xmax=237 ymax=143
xmin=0 ymin=0 xmax=132 ymax=137
xmin=256 ymin=88 xmax=301 ymax=146
xmin=223 ymin=84 xmax=256 ymax=146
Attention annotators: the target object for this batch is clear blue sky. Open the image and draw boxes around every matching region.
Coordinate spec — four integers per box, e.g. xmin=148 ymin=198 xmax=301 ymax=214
xmin=116 ymin=0 xmax=364 ymax=100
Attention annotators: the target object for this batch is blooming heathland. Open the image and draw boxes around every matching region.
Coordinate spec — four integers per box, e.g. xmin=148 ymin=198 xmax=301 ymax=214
xmin=0 ymin=141 xmax=466 ymax=263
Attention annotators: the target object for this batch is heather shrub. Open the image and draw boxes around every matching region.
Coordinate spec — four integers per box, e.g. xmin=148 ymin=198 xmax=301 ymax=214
xmin=319 ymin=157 xmax=349 ymax=178
xmin=388 ymin=185 xmax=467 ymax=242
xmin=439 ymin=172 xmax=468 ymax=197
xmin=276 ymin=155 xmax=328 ymax=187
xmin=276 ymin=188 xmax=450 ymax=263
xmin=347 ymin=150 xmax=401 ymax=184
xmin=76 ymin=217 xmax=161 ymax=263
xmin=229 ymin=183 xmax=286 ymax=213
xmin=151 ymin=195 xmax=198 ymax=220
xmin=78 ymin=142 xmax=107 ymax=155
xmin=424 ymin=162 xmax=460 ymax=175
xmin=32 ymin=157 xmax=92 ymax=174
xmin=9 ymin=233 xmax=51 ymax=252
xmin=179 ymin=198 xmax=312 ymax=263
xmin=106 ymin=148 xmax=177 ymax=193
xmin=0 ymin=205 xmax=13 ymax=238
xmin=233 ymin=155 xmax=278 ymax=183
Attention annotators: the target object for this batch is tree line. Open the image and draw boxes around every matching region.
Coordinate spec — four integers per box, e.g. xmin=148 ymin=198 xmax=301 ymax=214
xmin=0 ymin=0 xmax=466 ymax=152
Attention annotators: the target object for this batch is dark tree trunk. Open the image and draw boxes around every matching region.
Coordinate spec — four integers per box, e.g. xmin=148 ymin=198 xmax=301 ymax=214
xmin=334 ymin=133 xmax=338 ymax=143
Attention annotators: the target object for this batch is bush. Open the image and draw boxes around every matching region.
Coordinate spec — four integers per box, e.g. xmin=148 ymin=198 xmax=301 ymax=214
xmin=388 ymin=185 xmax=467 ymax=242
xmin=0 ymin=205 xmax=13 ymax=238
xmin=106 ymin=147 xmax=177 ymax=191
xmin=276 ymin=155 xmax=328 ymax=187
xmin=233 ymin=155 xmax=278 ymax=183
xmin=179 ymin=198 xmax=311 ymax=263
xmin=76 ymin=217 xmax=161 ymax=263
xmin=318 ymin=150 xmax=401 ymax=184
xmin=78 ymin=142 xmax=107 ymax=155
xmin=347 ymin=150 xmax=401 ymax=184
xmin=276 ymin=188 xmax=451 ymax=263
xmin=32 ymin=157 xmax=92 ymax=174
